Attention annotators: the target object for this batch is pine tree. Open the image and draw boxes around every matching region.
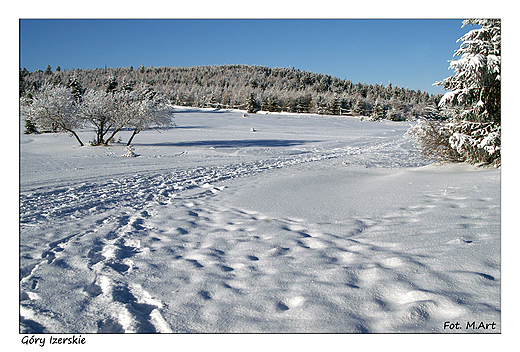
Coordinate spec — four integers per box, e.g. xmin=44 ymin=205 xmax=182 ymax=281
xmin=352 ymin=100 xmax=364 ymax=116
xmin=44 ymin=65 xmax=53 ymax=75
xmin=267 ymin=96 xmax=280 ymax=112
xmin=120 ymin=77 xmax=135 ymax=92
xmin=370 ymin=101 xmax=384 ymax=121
xmin=20 ymin=68 xmax=30 ymax=96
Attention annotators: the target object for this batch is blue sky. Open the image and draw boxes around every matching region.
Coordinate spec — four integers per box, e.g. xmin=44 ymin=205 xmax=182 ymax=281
xmin=19 ymin=19 xmax=469 ymax=94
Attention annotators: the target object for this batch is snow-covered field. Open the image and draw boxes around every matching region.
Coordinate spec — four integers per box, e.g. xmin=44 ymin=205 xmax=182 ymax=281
xmin=19 ymin=107 xmax=500 ymax=334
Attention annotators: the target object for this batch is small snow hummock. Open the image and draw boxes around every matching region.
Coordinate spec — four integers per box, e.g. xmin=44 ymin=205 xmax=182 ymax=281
xmin=123 ymin=146 xmax=139 ymax=157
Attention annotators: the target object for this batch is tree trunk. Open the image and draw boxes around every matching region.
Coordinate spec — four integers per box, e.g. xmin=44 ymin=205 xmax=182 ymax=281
xmin=95 ymin=129 xmax=103 ymax=146
xmin=105 ymin=128 xmax=123 ymax=145
xmin=68 ymin=130 xmax=84 ymax=146
xmin=126 ymin=129 xmax=140 ymax=146
xmin=96 ymin=120 xmax=106 ymax=145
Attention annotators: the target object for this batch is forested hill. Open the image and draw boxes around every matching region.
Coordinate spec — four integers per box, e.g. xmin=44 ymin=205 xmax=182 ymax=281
xmin=20 ymin=64 xmax=442 ymax=121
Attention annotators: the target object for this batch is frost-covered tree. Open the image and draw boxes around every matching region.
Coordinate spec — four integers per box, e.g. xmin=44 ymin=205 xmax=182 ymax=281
xmin=124 ymin=87 xmax=174 ymax=146
xmin=409 ymin=19 xmax=501 ymax=167
xmin=21 ymin=64 xmax=441 ymax=118
xmin=120 ymin=77 xmax=135 ymax=92
xmin=20 ymin=84 xmax=84 ymax=145
xmin=327 ymin=95 xmax=341 ymax=115
xmin=435 ymin=19 xmax=500 ymax=123
xmin=246 ymin=93 xmax=260 ymax=113
xmin=105 ymin=76 xmax=118 ymax=93
xmin=67 ymin=73 xmax=83 ymax=102
xmin=352 ymin=99 xmax=364 ymax=116
xmin=387 ymin=107 xmax=404 ymax=122
xmin=77 ymin=89 xmax=116 ymax=145
xmin=78 ymin=87 xmax=169 ymax=146
xmin=369 ymin=100 xmax=385 ymax=121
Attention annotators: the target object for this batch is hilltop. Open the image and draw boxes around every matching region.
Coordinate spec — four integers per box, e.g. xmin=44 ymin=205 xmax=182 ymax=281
xmin=20 ymin=64 xmax=441 ymax=120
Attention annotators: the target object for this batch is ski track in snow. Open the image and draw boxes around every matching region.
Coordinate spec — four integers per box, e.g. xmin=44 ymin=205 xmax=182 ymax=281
xmin=19 ymin=112 xmax=500 ymax=333
xmin=19 ymin=136 xmax=419 ymax=224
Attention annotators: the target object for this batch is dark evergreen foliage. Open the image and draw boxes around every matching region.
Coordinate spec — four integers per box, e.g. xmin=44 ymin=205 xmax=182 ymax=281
xmin=24 ymin=119 xmax=38 ymax=134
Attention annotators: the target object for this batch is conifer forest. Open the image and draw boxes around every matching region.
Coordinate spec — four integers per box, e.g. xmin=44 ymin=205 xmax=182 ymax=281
xmin=20 ymin=64 xmax=441 ymax=120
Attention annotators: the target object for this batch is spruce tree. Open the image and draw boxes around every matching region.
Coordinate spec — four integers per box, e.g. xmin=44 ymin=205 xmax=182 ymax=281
xmin=370 ymin=101 xmax=384 ymax=121
xmin=409 ymin=19 xmax=501 ymax=167
xmin=120 ymin=77 xmax=135 ymax=92
xmin=436 ymin=19 xmax=500 ymax=123
xmin=24 ymin=119 xmax=38 ymax=134
xmin=269 ymin=96 xmax=280 ymax=112
xmin=67 ymin=74 xmax=83 ymax=102
xmin=105 ymin=76 xmax=118 ymax=93
xmin=327 ymin=95 xmax=340 ymax=115
xmin=352 ymin=100 xmax=364 ymax=116
xmin=246 ymin=93 xmax=260 ymax=113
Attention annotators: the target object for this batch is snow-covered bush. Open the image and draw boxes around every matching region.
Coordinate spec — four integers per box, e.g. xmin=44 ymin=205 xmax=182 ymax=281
xmin=407 ymin=119 xmax=460 ymax=163
xmin=407 ymin=119 xmax=500 ymax=166
xmin=408 ymin=19 xmax=501 ymax=167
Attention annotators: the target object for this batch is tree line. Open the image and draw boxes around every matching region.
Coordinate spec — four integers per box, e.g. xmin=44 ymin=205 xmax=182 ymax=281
xmin=20 ymin=64 xmax=442 ymax=121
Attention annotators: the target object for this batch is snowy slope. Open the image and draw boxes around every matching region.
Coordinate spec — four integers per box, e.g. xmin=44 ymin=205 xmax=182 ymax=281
xmin=19 ymin=107 xmax=500 ymax=333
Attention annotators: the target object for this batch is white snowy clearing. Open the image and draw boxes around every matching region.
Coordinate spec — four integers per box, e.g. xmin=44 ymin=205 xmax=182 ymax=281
xmin=19 ymin=107 xmax=500 ymax=334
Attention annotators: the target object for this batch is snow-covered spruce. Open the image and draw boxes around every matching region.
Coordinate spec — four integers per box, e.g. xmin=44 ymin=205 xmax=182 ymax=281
xmin=409 ymin=19 xmax=501 ymax=167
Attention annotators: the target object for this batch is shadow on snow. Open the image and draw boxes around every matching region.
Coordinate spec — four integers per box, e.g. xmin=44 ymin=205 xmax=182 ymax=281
xmin=134 ymin=139 xmax=319 ymax=148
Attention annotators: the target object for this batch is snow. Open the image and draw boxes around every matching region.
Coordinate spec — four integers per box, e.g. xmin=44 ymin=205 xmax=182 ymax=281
xmin=19 ymin=107 xmax=500 ymax=335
